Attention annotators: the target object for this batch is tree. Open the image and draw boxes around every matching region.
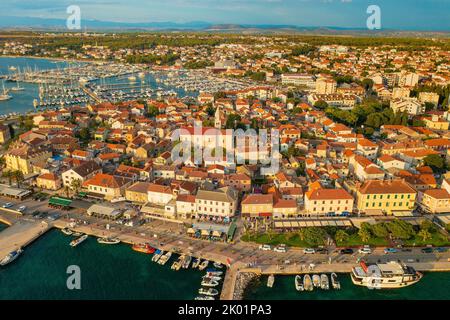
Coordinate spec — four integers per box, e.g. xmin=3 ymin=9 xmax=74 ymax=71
xmin=12 ymin=170 xmax=24 ymax=188
xmin=335 ymin=229 xmax=349 ymax=243
xmin=64 ymin=185 xmax=71 ymax=199
xmin=314 ymin=100 xmax=328 ymax=110
xmin=358 ymin=228 xmax=371 ymax=243
xmin=2 ymin=170 xmax=13 ymax=186
xmin=372 ymin=223 xmax=389 ymax=238
xmin=70 ymin=179 xmax=82 ymax=194
xmin=423 ymin=154 xmax=445 ymax=173
xmin=147 ymin=105 xmax=159 ymax=118
xmin=206 ymin=105 xmax=216 ymax=117
xmin=386 ymin=220 xmax=416 ymax=240
xmin=418 ymin=229 xmax=432 ymax=242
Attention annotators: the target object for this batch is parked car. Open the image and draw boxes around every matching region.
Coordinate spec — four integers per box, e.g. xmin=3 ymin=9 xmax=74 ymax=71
xmin=421 ymin=248 xmax=433 ymax=254
xmin=17 ymin=205 xmax=27 ymax=213
xmin=435 ymin=247 xmax=448 ymax=253
xmin=2 ymin=202 xmax=13 ymax=208
xmin=384 ymin=248 xmax=398 ymax=254
xmin=303 ymin=248 xmax=315 ymax=254
xmin=274 ymin=244 xmax=287 ymax=253
xmin=315 ymin=248 xmax=328 ymax=254
xmin=340 ymin=248 xmax=354 ymax=254
xmin=258 ymin=244 xmax=272 ymax=251
xmin=358 ymin=247 xmax=372 ymax=254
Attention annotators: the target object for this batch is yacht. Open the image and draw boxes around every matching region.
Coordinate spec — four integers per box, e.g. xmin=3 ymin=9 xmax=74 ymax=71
xmin=198 ymin=288 xmax=219 ymax=296
xmin=97 ymin=237 xmax=121 ymax=245
xmin=201 ymin=278 xmax=220 ymax=287
xmin=198 ymin=260 xmax=209 ymax=271
xmin=295 ymin=275 xmax=304 ymax=292
xmin=320 ymin=274 xmax=330 ymax=290
xmin=206 ymin=270 xmax=223 ymax=277
xmin=267 ymin=274 xmax=275 ymax=288
xmin=61 ymin=227 xmax=73 ymax=236
xmin=70 ymin=234 xmax=88 ymax=247
xmin=312 ymin=274 xmax=321 ymax=288
xmin=331 ymin=273 xmax=341 ymax=290
xmin=303 ymin=274 xmax=313 ymax=291
xmin=0 ymin=248 xmax=23 ymax=266
xmin=195 ymin=295 xmax=215 ymax=301
xmin=351 ymin=261 xmax=423 ymax=289
xmin=152 ymin=250 xmax=164 ymax=263
xmin=182 ymin=255 xmax=192 ymax=269
xmin=191 ymin=258 xmax=201 ymax=269
xmin=213 ymin=262 xmax=223 ymax=269
xmin=203 ymin=275 xmax=222 ymax=282
xmin=158 ymin=251 xmax=172 ymax=265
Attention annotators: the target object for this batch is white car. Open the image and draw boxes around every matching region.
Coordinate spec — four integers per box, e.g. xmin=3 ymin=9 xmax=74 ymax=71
xmin=258 ymin=244 xmax=272 ymax=251
xmin=303 ymin=248 xmax=316 ymax=254
xmin=274 ymin=244 xmax=287 ymax=253
xmin=358 ymin=247 xmax=372 ymax=254
xmin=2 ymin=202 xmax=13 ymax=208
xmin=17 ymin=205 xmax=27 ymax=213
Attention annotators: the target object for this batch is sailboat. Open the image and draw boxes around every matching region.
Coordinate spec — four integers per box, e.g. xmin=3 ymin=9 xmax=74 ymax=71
xmin=0 ymin=82 xmax=12 ymax=101
xmin=10 ymin=81 xmax=24 ymax=92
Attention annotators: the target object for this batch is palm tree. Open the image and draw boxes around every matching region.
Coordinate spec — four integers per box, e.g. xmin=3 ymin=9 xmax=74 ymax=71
xmin=2 ymin=170 xmax=13 ymax=186
xmin=297 ymin=228 xmax=306 ymax=241
xmin=418 ymin=229 xmax=432 ymax=242
xmin=13 ymin=170 xmax=24 ymax=188
xmin=64 ymin=185 xmax=71 ymax=199
xmin=70 ymin=179 xmax=82 ymax=194
xmin=335 ymin=230 xmax=349 ymax=244
xmin=358 ymin=228 xmax=371 ymax=243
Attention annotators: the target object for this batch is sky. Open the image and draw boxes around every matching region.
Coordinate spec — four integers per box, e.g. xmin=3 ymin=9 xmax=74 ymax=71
xmin=1 ymin=0 xmax=450 ymax=30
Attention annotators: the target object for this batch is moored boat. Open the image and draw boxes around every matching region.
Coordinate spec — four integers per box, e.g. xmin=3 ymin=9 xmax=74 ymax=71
xmin=203 ymin=275 xmax=222 ymax=282
xmin=206 ymin=269 xmax=223 ymax=276
xmin=295 ymin=275 xmax=304 ymax=292
xmin=97 ymin=237 xmax=120 ymax=245
xmin=320 ymin=274 xmax=330 ymax=290
xmin=312 ymin=274 xmax=321 ymax=288
xmin=61 ymin=227 xmax=73 ymax=236
xmin=152 ymin=250 xmax=164 ymax=262
xmin=182 ymin=255 xmax=192 ymax=269
xmin=213 ymin=262 xmax=223 ymax=269
xmin=0 ymin=248 xmax=23 ymax=266
xmin=158 ymin=251 xmax=172 ymax=265
xmin=201 ymin=279 xmax=220 ymax=287
xmin=195 ymin=295 xmax=215 ymax=301
xmin=132 ymin=243 xmax=155 ymax=254
xmin=303 ymin=274 xmax=313 ymax=291
xmin=331 ymin=273 xmax=341 ymax=290
xmin=198 ymin=260 xmax=209 ymax=271
xmin=192 ymin=258 xmax=201 ymax=269
xmin=70 ymin=234 xmax=88 ymax=247
xmin=267 ymin=274 xmax=275 ymax=288
xmin=198 ymin=288 xmax=219 ymax=296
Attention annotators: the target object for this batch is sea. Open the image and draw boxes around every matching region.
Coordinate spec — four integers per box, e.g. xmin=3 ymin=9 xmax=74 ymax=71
xmin=0 ymin=223 xmax=449 ymax=300
xmin=0 ymin=56 xmax=193 ymax=116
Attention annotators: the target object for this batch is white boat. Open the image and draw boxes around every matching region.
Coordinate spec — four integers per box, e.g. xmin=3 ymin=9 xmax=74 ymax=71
xmin=303 ymin=274 xmax=313 ymax=291
xmin=10 ymin=82 xmax=24 ymax=92
xmin=182 ymin=255 xmax=192 ymax=269
xmin=128 ymin=76 xmax=137 ymax=82
xmin=295 ymin=275 xmax=304 ymax=292
xmin=201 ymin=279 xmax=219 ymax=287
xmin=61 ymin=227 xmax=73 ymax=236
xmin=138 ymin=72 xmax=146 ymax=78
xmin=312 ymin=274 xmax=321 ymax=288
xmin=206 ymin=270 xmax=223 ymax=277
xmin=171 ymin=255 xmax=184 ymax=271
xmin=213 ymin=262 xmax=223 ymax=269
xmin=192 ymin=258 xmax=201 ymax=269
xmin=152 ymin=250 xmax=164 ymax=262
xmin=158 ymin=251 xmax=172 ymax=265
xmin=195 ymin=295 xmax=215 ymax=301
xmin=72 ymin=232 xmax=83 ymax=237
xmin=198 ymin=260 xmax=209 ymax=271
xmin=320 ymin=274 xmax=330 ymax=290
xmin=267 ymin=274 xmax=275 ymax=288
xmin=331 ymin=273 xmax=341 ymax=290
xmin=0 ymin=83 xmax=12 ymax=101
xmin=70 ymin=234 xmax=88 ymax=247
xmin=97 ymin=237 xmax=121 ymax=245
xmin=0 ymin=248 xmax=23 ymax=266
xmin=198 ymin=288 xmax=219 ymax=296
xmin=351 ymin=261 xmax=423 ymax=289
xmin=203 ymin=275 xmax=222 ymax=282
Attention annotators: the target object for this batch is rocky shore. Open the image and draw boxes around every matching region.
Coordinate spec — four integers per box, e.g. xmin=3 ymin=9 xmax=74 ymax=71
xmin=232 ymin=271 xmax=259 ymax=300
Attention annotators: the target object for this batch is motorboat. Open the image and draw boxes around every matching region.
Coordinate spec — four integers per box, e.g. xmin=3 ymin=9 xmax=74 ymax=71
xmin=191 ymin=258 xmax=201 ymax=269
xmin=198 ymin=288 xmax=219 ymax=296
xmin=267 ymin=274 xmax=275 ymax=288
xmin=213 ymin=262 xmax=223 ymax=269
xmin=198 ymin=260 xmax=209 ymax=271
xmin=206 ymin=269 xmax=223 ymax=276
xmin=152 ymin=250 xmax=164 ymax=262
xmin=97 ymin=237 xmax=121 ymax=245
xmin=0 ymin=248 xmax=23 ymax=266
xmin=70 ymin=234 xmax=88 ymax=247
xmin=195 ymin=295 xmax=215 ymax=301
xmin=331 ymin=273 xmax=341 ymax=290
xmin=132 ymin=243 xmax=155 ymax=254
xmin=201 ymin=279 xmax=220 ymax=287
xmin=61 ymin=227 xmax=73 ymax=236
xmin=320 ymin=274 xmax=330 ymax=290
xmin=303 ymin=274 xmax=313 ymax=291
xmin=295 ymin=275 xmax=304 ymax=291
xmin=203 ymin=275 xmax=222 ymax=282
xmin=158 ymin=251 xmax=172 ymax=265
xmin=182 ymin=255 xmax=192 ymax=269
xmin=312 ymin=274 xmax=321 ymax=288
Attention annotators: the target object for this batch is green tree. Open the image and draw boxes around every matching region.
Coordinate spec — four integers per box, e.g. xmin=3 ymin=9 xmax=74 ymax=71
xmin=12 ymin=170 xmax=24 ymax=188
xmin=417 ymin=229 xmax=432 ymax=242
xmin=423 ymin=154 xmax=445 ymax=173
xmin=335 ymin=229 xmax=349 ymax=243
xmin=314 ymin=100 xmax=328 ymax=110
xmin=386 ymin=220 xmax=416 ymax=240
xmin=372 ymin=223 xmax=389 ymax=238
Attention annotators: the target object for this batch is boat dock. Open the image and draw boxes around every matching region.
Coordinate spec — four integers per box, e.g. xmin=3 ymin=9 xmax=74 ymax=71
xmin=0 ymin=211 xmax=51 ymax=258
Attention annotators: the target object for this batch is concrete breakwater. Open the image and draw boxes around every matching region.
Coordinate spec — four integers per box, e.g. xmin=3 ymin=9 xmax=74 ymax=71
xmin=232 ymin=272 xmax=259 ymax=300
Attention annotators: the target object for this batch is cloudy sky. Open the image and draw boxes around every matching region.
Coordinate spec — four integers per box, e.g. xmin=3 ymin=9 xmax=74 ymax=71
xmin=1 ymin=0 xmax=449 ymax=30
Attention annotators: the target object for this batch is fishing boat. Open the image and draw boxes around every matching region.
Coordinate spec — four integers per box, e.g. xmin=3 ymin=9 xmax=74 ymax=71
xmin=295 ymin=275 xmax=304 ymax=292
xmin=97 ymin=237 xmax=121 ymax=245
xmin=203 ymin=275 xmax=222 ymax=282
xmin=132 ymin=243 xmax=155 ymax=254
xmin=61 ymin=227 xmax=73 ymax=236
xmin=152 ymin=250 xmax=164 ymax=263
xmin=158 ymin=251 xmax=172 ymax=265
xmin=303 ymin=274 xmax=313 ymax=291
xmin=206 ymin=270 xmax=223 ymax=277
xmin=267 ymin=274 xmax=275 ymax=288
xmin=198 ymin=288 xmax=219 ymax=296
xmin=195 ymin=295 xmax=215 ymax=301
xmin=331 ymin=273 xmax=341 ymax=290
xmin=10 ymin=82 xmax=24 ymax=92
xmin=320 ymin=274 xmax=330 ymax=290
xmin=0 ymin=248 xmax=23 ymax=266
xmin=191 ymin=258 xmax=201 ymax=269
xmin=182 ymin=255 xmax=192 ymax=269
xmin=201 ymin=278 xmax=220 ymax=287
xmin=213 ymin=262 xmax=223 ymax=269
xmin=312 ymin=274 xmax=321 ymax=288
xmin=198 ymin=260 xmax=209 ymax=271
xmin=171 ymin=255 xmax=185 ymax=271
xmin=351 ymin=261 xmax=423 ymax=289
xmin=70 ymin=234 xmax=88 ymax=247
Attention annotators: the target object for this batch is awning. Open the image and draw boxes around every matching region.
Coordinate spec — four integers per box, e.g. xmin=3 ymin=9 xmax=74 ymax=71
xmin=187 ymin=228 xmax=195 ymax=234
xmin=201 ymin=229 xmax=210 ymax=236
xmin=227 ymin=221 xmax=237 ymax=240
xmin=212 ymin=230 xmax=222 ymax=237
xmin=259 ymin=212 xmax=272 ymax=217
xmin=49 ymin=197 xmax=72 ymax=207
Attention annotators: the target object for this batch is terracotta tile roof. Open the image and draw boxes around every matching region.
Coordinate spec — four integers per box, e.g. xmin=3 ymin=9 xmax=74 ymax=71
xmin=242 ymin=194 xmax=273 ymax=205
xmin=306 ymin=188 xmax=353 ymax=200
xmin=359 ymin=180 xmax=416 ymax=194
